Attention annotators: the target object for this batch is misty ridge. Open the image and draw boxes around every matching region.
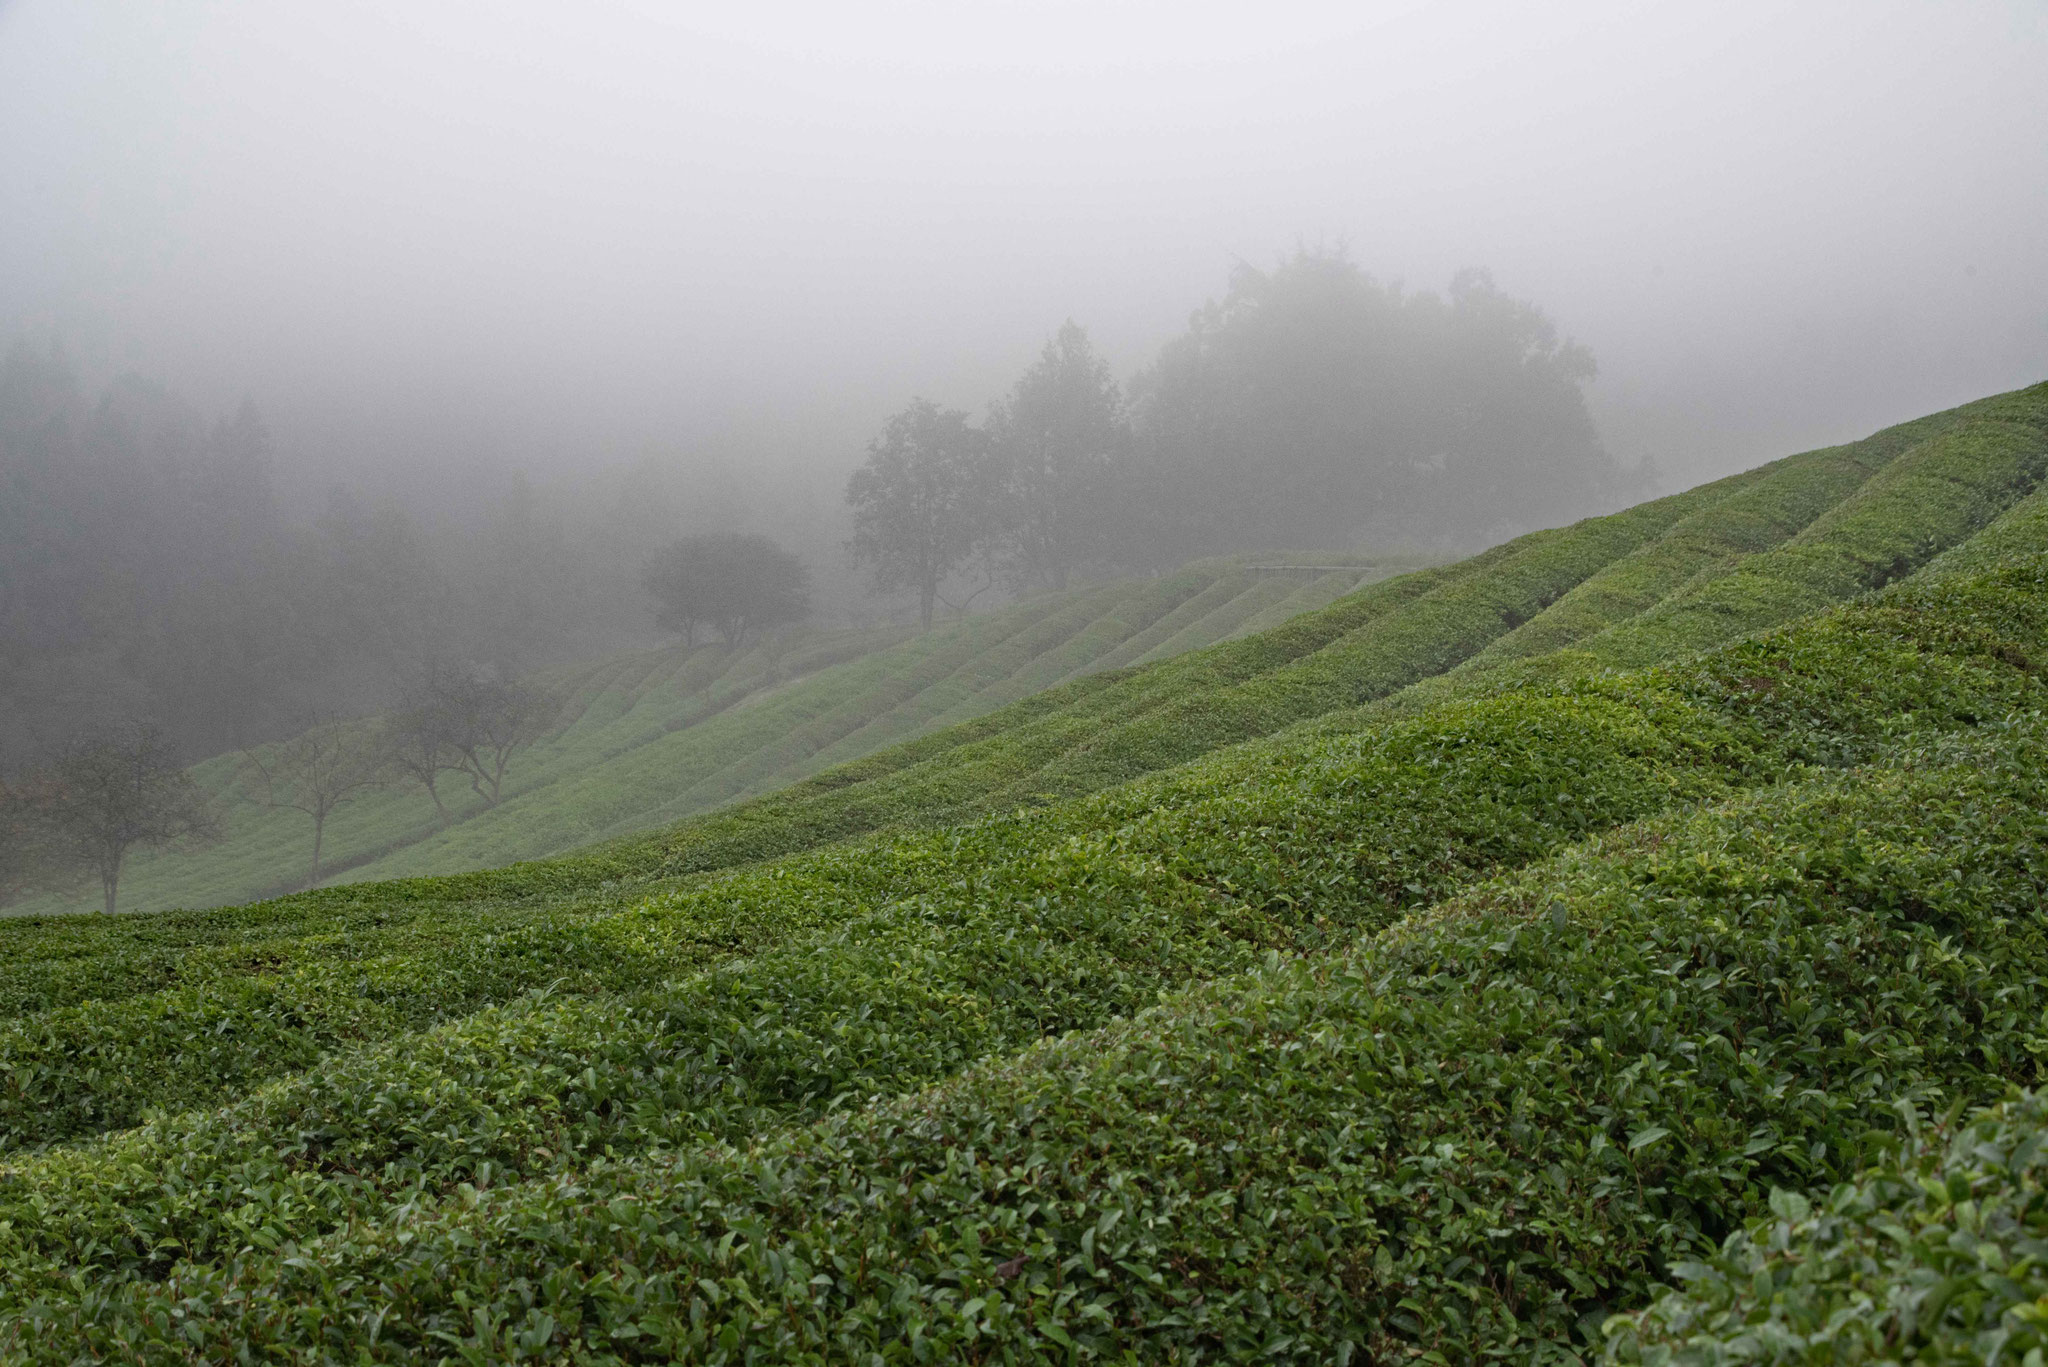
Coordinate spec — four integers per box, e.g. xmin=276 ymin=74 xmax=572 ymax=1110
xmin=0 ymin=247 xmax=1636 ymax=776
xmin=10 ymin=6 xmax=2048 ymax=1358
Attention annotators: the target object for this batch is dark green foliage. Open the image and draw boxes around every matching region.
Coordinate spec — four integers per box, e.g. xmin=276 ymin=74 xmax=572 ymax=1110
xmin=640 ymin=532 xmax=810 ymax=648
xmin=1609 ymin=1089 xmax=2048 ymax=1364
xmin=8 ymin=573 xmax=2047 ymax=1358
xmin=0 ymin=543 xmax=2044 ymax=1360
xmin=1124 ymin=252 xmax=1622 ymax=561
xmin=848 ymin=398 xmax=999 ymax=630
xmin=2 ymin=385 xmax=2047 ymax=1360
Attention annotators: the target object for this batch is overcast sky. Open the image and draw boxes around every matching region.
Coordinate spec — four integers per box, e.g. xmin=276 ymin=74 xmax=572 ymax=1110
xmin=2 ymin=0 xmax=2044 ymax=503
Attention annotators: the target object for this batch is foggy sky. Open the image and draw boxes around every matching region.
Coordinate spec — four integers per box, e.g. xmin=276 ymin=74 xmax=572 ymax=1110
xmin=2 ymin=0 xmax=2044 ymax=510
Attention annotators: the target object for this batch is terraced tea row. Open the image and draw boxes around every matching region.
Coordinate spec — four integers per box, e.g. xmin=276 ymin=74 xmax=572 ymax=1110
xmin=5 ymin=554 xmax=2045 ymax=1360
xmin=7 ymin=558 xmax=1394 ymax=917
xmin=1 ymin=382 xmax=2045 ymax=1360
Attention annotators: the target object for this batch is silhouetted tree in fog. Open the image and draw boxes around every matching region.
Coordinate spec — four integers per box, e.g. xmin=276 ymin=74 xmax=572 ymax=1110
xmin=987 ymin=322 xmax=1129 ymax=591
xmin=244 ymin=721 xmax=390 ymax=888
xmin=380 ymin=688 xmax=462 ymax=822
xmin=20 ymin=721 xmax=220 ymax=914
xmin=423 ymin=668 xmax=558 ymax=807
xmin=1124 ymin=249 xmax=1619 ymax=563
xmin=847 ymin=399 xmax=1001 ymax=630
xmin=641 ymin=533 xmax=811 ymax=648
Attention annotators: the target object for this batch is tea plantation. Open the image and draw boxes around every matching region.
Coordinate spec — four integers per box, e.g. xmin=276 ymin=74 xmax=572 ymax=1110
xmin=7 ymin=556 xmax=1400 ymax=918
xmin=1 ymin=381 xmax=2046 ymax=1362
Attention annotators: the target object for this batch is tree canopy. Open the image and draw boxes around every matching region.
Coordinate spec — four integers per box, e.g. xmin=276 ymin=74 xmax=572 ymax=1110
xmin=1124 ymin=251 xmax=1622 ymax=564
xmin=844 ymin=256 xmax=1628 ymax=621
xmin=846 ymin=401 xmax=999 ymax=630
xmin=987 ymin=322 xmax=1128 ymax=591
xmin=641 ymin=532 xmax=811 ymax=648
xmin=15 ymin=721 xmax=220 ymax=914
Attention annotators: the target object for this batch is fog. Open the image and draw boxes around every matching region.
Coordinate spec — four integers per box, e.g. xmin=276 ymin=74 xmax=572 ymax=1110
xmin=2 ymin=1 xmax=2046 ymax=767
xmin=5 ymin=1 xmax=2043 ymax=492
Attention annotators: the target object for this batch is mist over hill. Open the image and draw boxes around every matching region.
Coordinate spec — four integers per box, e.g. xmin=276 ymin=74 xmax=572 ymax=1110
xmin=5 ymin=1 xmax=2044 ymax=773
xmin=2 ymin=249 xmax=1631 ymax=772
xmin=3 ymin=6 xmax=2048 ymax=1353
xmin=1 ymin=381 xmax=2045 ymax=1359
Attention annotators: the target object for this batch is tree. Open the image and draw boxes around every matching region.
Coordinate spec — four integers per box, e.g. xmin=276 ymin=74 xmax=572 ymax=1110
xmin=1126 ymin=248 xmax=1617 ymax=562
xmin=846 ymin=399 xmax=1001 ymax=631
xmin=641 ymin=533 xmax=811 ymax=648
xmin=380 ymin=689 xmax=461 ymax=822
xmin=24 ymin=721 xmax=220 ymax=914
xmin=428 ymin=668 xmax=557 ymax=806
xmin=244 ymin=721 xmax=390 ymax=888
xmin=987 ymin=322 xmax=1129 ymax=591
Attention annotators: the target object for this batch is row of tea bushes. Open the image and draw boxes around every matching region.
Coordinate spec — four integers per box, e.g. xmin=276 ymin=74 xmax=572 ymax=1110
xmin=1609 ymin=1086 xmax=2048 ymax=1364
xmin=2 ymin=553 xmax=2043 ymax=1317
xmin=18 ymin=686 xmax=2047 ymax=1361
xmin=6 ymin=413 xmax=2046 ymax=1148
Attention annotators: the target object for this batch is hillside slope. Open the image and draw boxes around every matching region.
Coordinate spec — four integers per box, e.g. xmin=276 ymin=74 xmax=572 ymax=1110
xmin=9 ymin=557 xmax=1400 ymax=917
xmin=0 ymin=381 xmax=2045 ymax=1361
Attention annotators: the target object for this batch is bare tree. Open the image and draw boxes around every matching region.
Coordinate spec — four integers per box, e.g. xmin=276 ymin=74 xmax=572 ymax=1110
xmin=381 ymin=689 xmax=461 ymax=822
xmin=430 ymin=669 xmax=558 ymax=806
xmin=25 ymin=721 xmax=221 ymax=915
xmin=244 ymin=721 xmax=390 ymax=888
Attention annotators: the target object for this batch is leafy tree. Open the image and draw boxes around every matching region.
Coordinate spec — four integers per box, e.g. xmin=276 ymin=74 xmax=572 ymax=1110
xmin=987 ymin=322 xmax=1129 ymax=591
xmin=641 ymin=533 xmax=811 ymax=648
xmin=21 ymin=721 xmax=220 ymax=914
xmin=244 ymin=721 xmax=390 ymax=888
xmin=846 ymin=399 xmax=1000 ymax=630
xmin=1126 ymin=249 xmax=1618 ymax=562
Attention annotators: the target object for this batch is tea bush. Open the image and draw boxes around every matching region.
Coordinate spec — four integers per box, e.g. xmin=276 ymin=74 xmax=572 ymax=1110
xmin=1608 ymin=1089 xmax=2048 ymax=1364
xmin=15 ymin=704 xmax=2047 ymax=1362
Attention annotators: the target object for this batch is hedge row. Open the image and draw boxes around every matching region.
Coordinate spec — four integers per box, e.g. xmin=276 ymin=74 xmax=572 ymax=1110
xmin=630 ymin=391 xmax=2037 ymax=881
xmin=2 ymin=551 xmax=2043 ymax=1323
xmin=1608 ymin=1087 xmax=2048 ymax=1364
xmin=12 ymin=560 xmax=1261 ymax=918
xmin=7 ymin=398 xmax=2046 ymax=1131
xmin=1073 ymin=566 xmax=1260 ymax=674
xmin=15 ymin=652 xmax=2046 ymax=1360
xmin=1374 ymin=388 xmax=2048 ymax=726
xmin=0 ymin=499 xmax=1857 ymax=1149
xmin=1580 ymin=405 xmax=2048 ymax=670
xmin=0 ymin=667 xmax=1761 ymax=1283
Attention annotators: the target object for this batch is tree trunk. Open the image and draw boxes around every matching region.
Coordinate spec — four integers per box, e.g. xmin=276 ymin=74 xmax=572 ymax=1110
xmin=919 ymin=580 xmax=936 ymax=632
xmin=101 ymin=866 xmax=118 ymax=915
xmin=423 ymin=775 xmax=448 ymax=823
xmin=308 ymin=815 xmax=325 ymax=887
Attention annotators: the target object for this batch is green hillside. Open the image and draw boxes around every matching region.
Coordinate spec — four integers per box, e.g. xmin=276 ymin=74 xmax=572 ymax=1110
xmin=7 ymin=556 xmax=1403 ymax=918
xmin=1 ymin=381 xmax=2046 ymax=1362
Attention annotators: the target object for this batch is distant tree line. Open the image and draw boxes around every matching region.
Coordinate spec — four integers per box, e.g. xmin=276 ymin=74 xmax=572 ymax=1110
xmin=844 ymin=250 xmax=1641 ymax=620
xmin=0 ymin=349 xmax=648 ymax=775
xmin=1 ymin=246 xmax=1635 ymax=872
xmin=0 ymin=665 xmax=560 ymax=911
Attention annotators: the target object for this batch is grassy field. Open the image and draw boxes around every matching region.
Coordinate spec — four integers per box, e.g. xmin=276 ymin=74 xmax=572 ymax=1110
xmin=6 ymin=557 xmax=1405 ymax=917
xmin=0 ymin=380 xmax=2045 ymax=1361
